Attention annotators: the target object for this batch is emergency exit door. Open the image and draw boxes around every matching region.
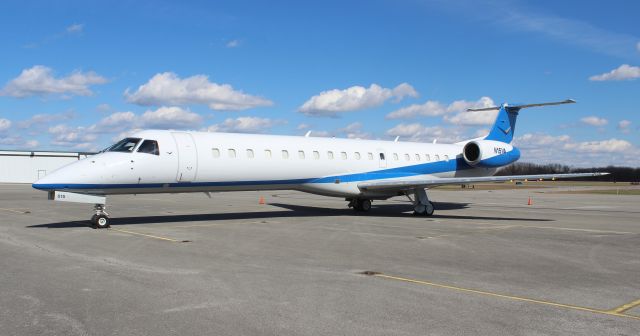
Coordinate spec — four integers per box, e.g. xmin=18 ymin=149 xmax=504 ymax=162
xmin=172 ymin=132 xmax=198 ymax=182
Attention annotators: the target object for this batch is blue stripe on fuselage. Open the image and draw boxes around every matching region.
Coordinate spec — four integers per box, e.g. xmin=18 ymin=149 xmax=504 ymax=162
xmin=33 ymin=156 xmax=475 ymax=191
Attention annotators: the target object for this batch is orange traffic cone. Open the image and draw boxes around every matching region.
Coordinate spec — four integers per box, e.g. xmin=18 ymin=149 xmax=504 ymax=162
xmin=527 ymin=197 xmax=532 ymax=206
xmin=259 ymin=196 xmax=265 ymax=205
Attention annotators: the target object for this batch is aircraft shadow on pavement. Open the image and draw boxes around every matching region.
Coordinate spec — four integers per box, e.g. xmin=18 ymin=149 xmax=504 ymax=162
xmin=27 ymin=201 xmax=551 ymax=228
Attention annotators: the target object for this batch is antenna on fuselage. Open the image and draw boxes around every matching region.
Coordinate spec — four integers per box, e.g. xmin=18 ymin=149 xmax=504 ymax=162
xmin=394 ymin=136 xmax=399 ymax=142
xmin=305 ymin=131 xmax=311 ymax=137
xmin=433 ymin=139 xmax=437 ymax=144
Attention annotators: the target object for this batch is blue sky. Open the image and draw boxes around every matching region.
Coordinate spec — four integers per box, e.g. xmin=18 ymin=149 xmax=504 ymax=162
xmin=0 ymin=0 xmax=638 ymax=167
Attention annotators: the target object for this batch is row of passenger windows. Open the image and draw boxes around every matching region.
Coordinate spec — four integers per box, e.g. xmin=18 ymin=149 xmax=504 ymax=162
xmin=211 ymin=148 xmax=450 ymax=162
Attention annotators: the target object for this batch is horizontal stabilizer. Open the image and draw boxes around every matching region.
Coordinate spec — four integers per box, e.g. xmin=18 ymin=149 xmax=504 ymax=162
xmin=358 ymin=172 xmax=608 ymax=191
xmin=467 ymin=99 xmax=576 ymax=112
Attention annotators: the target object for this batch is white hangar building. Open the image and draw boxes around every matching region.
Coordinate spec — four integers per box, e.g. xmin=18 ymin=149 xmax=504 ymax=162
xmin=0 ymin=150 xmax=94 ymax=184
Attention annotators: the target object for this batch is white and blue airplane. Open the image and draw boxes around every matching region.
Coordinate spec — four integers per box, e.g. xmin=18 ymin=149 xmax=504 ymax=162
xmin=33 ymin=99 xmax=607 ymax=228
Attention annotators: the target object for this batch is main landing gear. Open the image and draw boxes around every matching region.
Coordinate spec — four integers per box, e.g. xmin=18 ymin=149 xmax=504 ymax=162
xmin=91 ymin=204 xmax=110 ymax=229
xmin=348 ymin=198 xmax=372 ymax=212
xmin=412 ymin=188 xmax=434 ymax=216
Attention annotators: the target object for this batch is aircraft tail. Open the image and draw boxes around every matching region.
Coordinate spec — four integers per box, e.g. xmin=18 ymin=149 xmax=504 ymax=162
xmin=467 ymin=99 xmax=576 ymax=143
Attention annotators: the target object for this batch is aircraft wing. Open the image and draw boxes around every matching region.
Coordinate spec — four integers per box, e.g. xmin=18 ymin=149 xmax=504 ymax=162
xmin=357 ymin=172 xmax=609 ymax=192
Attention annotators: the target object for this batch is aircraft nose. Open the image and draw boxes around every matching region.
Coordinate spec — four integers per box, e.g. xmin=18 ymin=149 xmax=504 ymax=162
xmin=32 ymin=172 xmax=59 ymax=191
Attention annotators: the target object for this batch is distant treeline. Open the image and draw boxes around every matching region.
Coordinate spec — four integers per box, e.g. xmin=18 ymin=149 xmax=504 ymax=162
xmin=496 ymin=162 xmax=640 ymax=182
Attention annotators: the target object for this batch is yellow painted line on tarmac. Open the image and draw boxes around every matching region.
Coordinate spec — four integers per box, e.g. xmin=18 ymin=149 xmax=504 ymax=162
xmin=174 ymin=220 xmax=271 ymax=229
xmin=108 ymin=227 xmax=182 ymax=242
xmin=368 ymin=272 xmax=640 ymax=321
xmin=609 ymin=298 xmax=640 ymax=314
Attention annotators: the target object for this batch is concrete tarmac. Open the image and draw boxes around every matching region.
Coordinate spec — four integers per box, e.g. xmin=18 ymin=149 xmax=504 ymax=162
xmin=0 ymin=184 xmax=639 ymax=335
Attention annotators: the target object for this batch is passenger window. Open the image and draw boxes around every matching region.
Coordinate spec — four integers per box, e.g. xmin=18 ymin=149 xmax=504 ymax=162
xmin=328 ymin=151 xmax=334 ymax=159
xmin=137 ymin=140 xmax=159 ymax=155
xmin=313 ymin=151 xmax=320 ymax=159
xmin=212 ymin=148 xmax=220 ymax=158
xmin=354 ymin=152 xmax=361 ymax=160
xmin=298 ymin=150 xmax=305 ymax=159
xmin=415 ymin=154 xmax=420 ymax=161
xmin=228 ymin=149 xmax=236 ymax=158
xmin=393 ymin=153 xmax=399 ymax=161
xmin=425 ymin=154 xmax=430 ymax=161
xmin=341 ymin=152 xmax=347 ymax=160
xmin=265 ymin=149 xmax=272 ymax=158
xmin=246 ymin=149 xmax=254 ymax=158
xmin=368 ymin=152 xmax=374 ymax=160
xmin=282 ymin=150 xmax=289 ymax=159
xmin=404 ymin=154 xmax=410 ymax=161
xmin=434 ymin=154 xmax=440 ymax=161
xmin=379 ymin=153 xmax=385 ymax=160
xmin=444 ymin=155 xmax=449 ymax=161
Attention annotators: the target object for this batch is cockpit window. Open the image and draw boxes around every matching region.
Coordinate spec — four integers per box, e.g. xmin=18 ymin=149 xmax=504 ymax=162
xmin=108 ymin=138 xmax=141 ymax=153
xmin=137 ymin=140 xmax=159 ymax=155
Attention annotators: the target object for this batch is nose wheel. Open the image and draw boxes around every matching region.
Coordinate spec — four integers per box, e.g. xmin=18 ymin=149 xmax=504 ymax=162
xmin=91 ymin=204 xmax=110 ymax=229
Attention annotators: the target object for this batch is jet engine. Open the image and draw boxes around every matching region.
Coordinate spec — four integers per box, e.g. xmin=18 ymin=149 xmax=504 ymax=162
xmin=462 ymin=140 xmax=520 ymax=168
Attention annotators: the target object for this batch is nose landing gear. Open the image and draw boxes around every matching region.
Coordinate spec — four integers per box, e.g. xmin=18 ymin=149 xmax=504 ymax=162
xmin=91 ymin=204 xmax=110 ymax=229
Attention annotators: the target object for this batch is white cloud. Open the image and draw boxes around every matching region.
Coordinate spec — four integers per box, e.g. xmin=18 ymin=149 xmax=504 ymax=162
xmin=17 ymin=112 xmax=75 ymax=129
xmin=226 ymin=39 xmax=240 ymax=48
xmin=589 ymin=64 xmax=640 ymax=81
xmin=515 ymin=133 xmax=572 ymax=148
xmin=514 ymin=133 xmax=638 ymax=166
xmin=125 ymin=72 xmax=273 ymax=111
xmin=0 ymin=135 xmax=34 ymax=147
xmin=1 ymin=65 xmax=107 ymax=98
xmin=444 ymin=97 xmax=497 ymax=126
xmin=140 ymin=106 xmax=203 ymax=129
xmin=0 ymin=118 xmax=11 ymax=132
xmin=339 ymin=122 xmax=371 ymax=139
xmin=296 ymin=123 xmax=310 ymax=130
xmin=66 ymin=23 xmax=84 ymax=34
xmin=299 ymin=83 xmax=418 ymax=117
xmin=207 ymin=117 xmax=284 ymax=133
xmin=386 ymin=123 xmax=465 ymax=143
xmin=96 ymin=103 xmax=111 ymax=113
xmin=48 ymin=124 xmax=98 ymax=148
xmin=387 ymin=96 xmax=494 ymax=120
xmin=563 ymin=138 xmax=632 ymax=153
xmin=618 ymin=120 xmax=631 ymax=133
xmin=386 ymin=101 xmax=446 ymax=119
xmin=93 ymin=111 xmax=137 ymax=133
xmin=451 ymin=2 xmax=640 ymax=59
xmin=580 ymin=116 xmax=608 ymax=127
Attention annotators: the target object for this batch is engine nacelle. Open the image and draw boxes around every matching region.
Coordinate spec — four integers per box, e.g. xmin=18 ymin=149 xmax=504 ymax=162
xmin=462 ymin=140 xmax=520 ymax=168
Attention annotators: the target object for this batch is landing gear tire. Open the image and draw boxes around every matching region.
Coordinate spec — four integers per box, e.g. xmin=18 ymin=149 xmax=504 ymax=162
xmin=91 ymin=203 xmax=110 ymax=229
xmin=349 ymin=199 xmax=372 ymax=212
xmin=93 ymin=215 xmax=110 ymax=229
xmin=413 ymin=202 xmax=434 ymax=216
xmin=359 ymin=199 xmax=372 ymax=212
xmin=412 ymin=187 xmax=435 ymax=216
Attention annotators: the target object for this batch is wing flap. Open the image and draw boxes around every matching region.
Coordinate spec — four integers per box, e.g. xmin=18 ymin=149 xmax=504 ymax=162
xmin=357 ymin=172 xmax=608 ymax=191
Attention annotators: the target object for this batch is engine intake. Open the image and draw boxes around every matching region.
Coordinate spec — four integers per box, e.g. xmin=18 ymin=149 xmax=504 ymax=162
xmin=462 ymin=140 xmax=519 ymax=168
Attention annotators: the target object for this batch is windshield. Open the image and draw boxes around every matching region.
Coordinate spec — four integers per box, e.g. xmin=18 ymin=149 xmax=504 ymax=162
xmin=108 ymin=137 xmax=142 ymax=152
